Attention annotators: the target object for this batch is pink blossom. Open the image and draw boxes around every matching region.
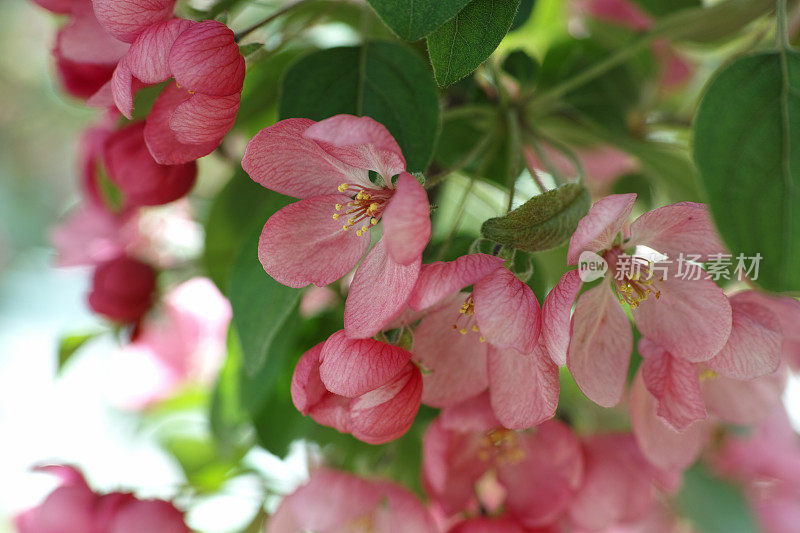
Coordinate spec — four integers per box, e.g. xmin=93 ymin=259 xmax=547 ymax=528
xmin=51 ymin=203 xmax=140 ymax=267
xmin=93 ymin=0 xmax=176 ymax=42
xmin=407 ymin=253 xmax=555 ymax=428
xmin=291 ymin=332 xmax=422 ymax=444
xmin=542 ymin=194 xmax=731 ymax=407
xmin=88 ymin=255 xmax=157 ymax=323
xmin=15 ymin=465 xmax=188 ymax=533
xmin=266 ymin=469 xmax=437 ymax=533
xmin=422 ymin=394 xmax=583 ymax=527
xmin=103 ymin=121 xmax=197 ymax=207
xmin=105 ymin=19 xmax=245 ymax=164
xmin=243 ymin=115 xmax=432 ymax=339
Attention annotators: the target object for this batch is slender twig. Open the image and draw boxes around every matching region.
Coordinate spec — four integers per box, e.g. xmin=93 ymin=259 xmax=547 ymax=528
xmin=234 ymin=0 xmax=309 ymax=42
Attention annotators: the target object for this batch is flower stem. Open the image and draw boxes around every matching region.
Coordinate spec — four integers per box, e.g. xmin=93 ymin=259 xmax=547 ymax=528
xmin=234 ymin=0 xmax=309 ymax=42
xmin=777 ymin=0 xmax=790 ymax=47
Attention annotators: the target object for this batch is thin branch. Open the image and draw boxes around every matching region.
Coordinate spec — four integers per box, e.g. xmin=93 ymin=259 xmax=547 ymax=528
xmin=234 ymin=0 xmax=309 ymax=42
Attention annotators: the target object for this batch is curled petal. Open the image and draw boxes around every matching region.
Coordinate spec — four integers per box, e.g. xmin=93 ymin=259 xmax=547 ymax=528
xmin=628 ymin=201 xmax=727 ymax=261
xmin=93 ymin=0 xmax=176 ymax=43
xmin=473 ymin=268 xmax=541 ymax=353
xmin=707 ymin=291 xmax=783 ymax=379
xmin=541 ymin=269 xmax=582 ymax=366
xmin=304 ymin=115 xmax=406 ymax=178
xmin=487 ymin=343 xmax=559 ymax=430
xmin=632 ymin=261 xmax=731 ymax=363
xmin=290 ymin=343 xmax=350 ymax=433
xmin=413 ymin=298 xmax=490 ymax=407
xmin=169 ymin=92 xmax=240 ymax=144
xmin=344 ymin=239 xmax=420 ymax=339
xmin=58 ymin=2 xmax=129 ymax=65
xmin=350 ymin=363 xmax=422 ymax=444
xmin=257 ymin=195 xmax=369 ymax=289
xmin=111 ymin=58 xmax=136 ymax=119
xmin=242 ymin=118 xmax=372 ymax=199
xmin=567 ymin=283 xmax=632 ymax=407
xmin=126 ymin=19 xmax=193 ymax=84
xmin=408 ymin=254 xmax=504 ymax=311
xmin=567 ymin=193 xmax=636 ymax=264
xmin=381 ymin=172 xmax=431 ymax=265
xmin=319 ymin=330 xmax=412 ymax=397
xmin=639 ymin=338 xmax=706 ymax=431
xmin=169 ymin=21 xmax=245 ymax=96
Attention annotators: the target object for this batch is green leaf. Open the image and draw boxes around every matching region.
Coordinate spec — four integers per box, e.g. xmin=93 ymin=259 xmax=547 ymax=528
xmin=228 ymin=226 xmax=302 ymax=376
xmin=366 ymin=0 xmax=472 ymax=41
xmin=508 ymin=0 xmax=535 ymax=32
xmin=656 ymin=0 xmax=774 ymax=44
xmin=677 ymin=464 xmax=759 ymax=533
xmin=279 ymin=42 xmax=440 ymax=172
xmin=694 ymin=51 xmax=800 ymax=292
xmin=57 ymin=332 xmax=100 ymax=373
xmin=502 ymin=49 xmax=539 ymax=85
xmin=632 ymin=0 xmax=700 ymax=17
xmin=481 ymin=184 xmax=590 ymax=252
xmin=427 ymin=0 xmax=521 ymax=87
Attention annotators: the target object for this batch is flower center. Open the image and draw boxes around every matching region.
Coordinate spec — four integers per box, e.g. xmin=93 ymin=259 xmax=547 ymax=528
xmin=451 ymin=294 xmax=485 ymax=342
xmin=333 ymin=183 xmax=393 ymax=236
xmin=477 ymin=429 xmax=525 ymax=466
xmin=609 ymin=252 xmax=664 ymax=309
xmin=698 ymin=368 xmax=719 ymax=382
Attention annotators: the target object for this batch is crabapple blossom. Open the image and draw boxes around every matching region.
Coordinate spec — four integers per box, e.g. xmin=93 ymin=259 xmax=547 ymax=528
xmin=87 ymin=255 xmax=157 ymax=323
xmin=243 ymin=115 xmax=432 ymax=339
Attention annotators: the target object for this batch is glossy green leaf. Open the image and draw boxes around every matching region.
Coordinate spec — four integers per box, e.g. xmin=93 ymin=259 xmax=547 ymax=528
xmin=694 ymin=51 xmax=800 ymax=292
xmin=57 ymin=332 xmax=100 ymax=373
xmin=481 ymin=183 xmax=590 ymax=252
xmin=366 ymin=0 xmax=472 ymax=41
xmin=279 ymin=42 xmax=440 ymax=172
xmin=508 ymin=0 xmax=535 ymax=32
xmin=228 ymin=227 xmax=302 ymax=376
xmin=677 ymin=464 xmax=759 ymax=533
xmin=427 ymin=0 xmax=521 ymax=87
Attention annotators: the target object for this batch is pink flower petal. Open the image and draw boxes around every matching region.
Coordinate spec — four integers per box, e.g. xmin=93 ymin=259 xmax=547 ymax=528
xmin=319 ymin=330 xmax=412 ymax=397
xmin=448 ymin=517 xmax=528 ymax=533
xmin=126 ymin=19 xmax=192 ymax=84
xmin=108 ymin=499 xmax=189 ymax=533
xmin=639 ymin=338 xmax=706 ymax=431
xmin=344 ymin=239 xmax=420 ymax=339
xmin=54 ymin=46 xmax=117 ymax=100
xmin=567 ymin=193 xmax=636 ymax=264
xmin=169 ymin=92 xmax=240 ymax=144
xmin=702 ymin=367 xmax=786 ymax=425
xmin=242 ymin=118 xmax=372 ymax=199
xmin=628 ymin=201 xmax=727 ymax=261
xmin=584 ymin=0 xmax=654 ymax=31
xmin=291 ymin=343 xmax=329 ymax=414
xmin=408 ymin=254 xmax=504 ymax=311
xmin=88 ymin=256 xmax=157 ymax=323
xmin=257 ymin=194 xmax=368 ymax=288
xmin=541 ymin=269 xmax=582 ymax=366
xmin=111 ymin=57 xmax=136 ymax=119
xmin=706 ymin=291 xmax=783 ymax=379
xmin=735 ymin=292 xmax=800 ymax=370
xmin=412 ymin=297 xmax=490 ymax=407
xmin=143 ymin=83 xmax=221 ymax=164
xmin=439 ymin=392 xmax=500 ymax=432
xmin=30 ymin=0 xmax=80 ymax=15
xmin=632 ymin=261 xmax=731 ymax=363
xmin=567 ymin=283 xmax=632 ymax=407
xmin=58 ymin=2 xmax=129 ymax=65
xmin=473 ymin=267 xmax=541 ymax=353
xmin=168 ymin=21 xmax=244 ymax=96
xmin=350 ymin=362 xmax=422 ymax=444
xmin=304 ymin=115 xmax=406 ymax=178
xmin=498 ymin=420 xmax=583 ymax=527
xmin=103 ymin=122 xmax=196 ymax=207
xmin=629 ymin=371 xmax=708 ymax=471
xmin=371 ymin=480 xmax=438 ymax=533
xmin=487 ymin=343 xmax=559 ymax=429
xmin=381 ymin=172 xmax=431 ymax=265
xmin=93 ymin=0 xmax=176 ymax=43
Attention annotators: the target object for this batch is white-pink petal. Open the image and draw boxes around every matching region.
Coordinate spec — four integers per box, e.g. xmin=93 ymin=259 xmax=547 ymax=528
xmin=566 ymin=193 xmax=636 ymax=265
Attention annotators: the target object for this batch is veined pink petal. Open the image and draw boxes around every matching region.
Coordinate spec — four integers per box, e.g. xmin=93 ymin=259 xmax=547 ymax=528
xmin=541 ymin=269 xmax=582 ymax=366
xmin=735 ymin=292 xmax=800 ymax=370
xmin=630 ymin=372 xmax=708 ymax=471
xmin=628 ymin=202 xmax=727 ymax=261
xmin=707 ymin=291 xmax=782 ymax=379
xmin=381 ymin=172 xmax=431 ymax=265
xmin=126 ymin=19 xmax=193 ymax=84
xmin=58 ymin=2 xmax=129 ymax=65
xmin=473 ymin=268 xmax=541 ymax=353
xmin=632 ymin=261 xmax=731 ymax=363
xmin=408 ymin=254 xmax=504 ymax=311
xmin=143 ymin=83 xmax=221 ymax=164
xmin=103 ymin=122 xmax=196 ymax=207
xmin=487 ymin=343 xmax=559 ymax=429
xmin=639 ymin=338 xmax=706 ymax=431
xmin=319 ymin=330 xmax=412 ymax=397
xmin=702 ymin=367 xmax=786 ymax=425
xmin=258 ymin=195 xmax=369 ymax=288
xmin=498 ymin=420 xmax=583 ymax=527
xmin=567 ymin=283 xmax=632 ymax=407
xmin=169 ymin=21 xmax=244 ymax=96
xmin=291 ymin=343 xmax=329 ymax=414
xmin=440 ymin=392 xmax=500 ymax=432
xmin=566 ymin=193 xmax=636 ymax=264
xmin=350 ymin=362 xmax=422 ymax=444
xmin=169 ymin=92 xmax=240 ymax=144
xmin=344 ymin=239 xmax=420 ymax=339
xmin=93 ymin=0 xmax=176 ymax=43
xmin=412 ymin=297 xmax=490 ymax=407
xmin=111 ymin=57 xmax=136 ymax=119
